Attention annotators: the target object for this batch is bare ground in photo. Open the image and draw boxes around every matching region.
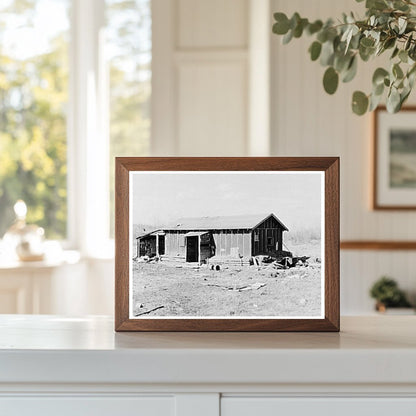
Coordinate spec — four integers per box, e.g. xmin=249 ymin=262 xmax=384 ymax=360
xmin=132 ymin=244 xmax=322 ymax=317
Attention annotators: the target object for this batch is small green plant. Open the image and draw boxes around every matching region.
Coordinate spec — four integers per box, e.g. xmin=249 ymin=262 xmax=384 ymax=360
xmin=369 ymin=276 xmax=411 ymax=308
xmin=272 ymin=0 xmax=416 ymax=115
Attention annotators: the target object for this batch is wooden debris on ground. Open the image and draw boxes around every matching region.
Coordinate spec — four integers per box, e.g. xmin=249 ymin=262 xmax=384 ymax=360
xmin=204 ymin=282 xmax=266 ymax=292
xmin=134 ymin=305 xmax=164 ymax=316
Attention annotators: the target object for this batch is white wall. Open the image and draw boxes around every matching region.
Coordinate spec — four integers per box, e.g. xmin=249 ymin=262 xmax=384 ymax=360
xmin=17 ymin=0 xmax=414 ymax=317
xmin=271 ymin=0 xmax=416 ymax=313
xmin=152 ymin=0 xmax=416 ymax=314
xmin=152 ymin=0 xmax=252 ymax=156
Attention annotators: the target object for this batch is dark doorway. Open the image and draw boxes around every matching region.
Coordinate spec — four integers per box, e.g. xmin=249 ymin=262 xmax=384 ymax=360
xmin=186 ymin=236 xmax=199 ymax=262
xmin=158 ymin=235 xmax=165 ymax=255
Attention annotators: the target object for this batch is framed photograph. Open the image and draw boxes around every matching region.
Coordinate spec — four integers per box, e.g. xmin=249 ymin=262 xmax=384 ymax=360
xmin=115 ymin=157 xmax=339 ymax=332
xmin=374 ymin=106 xmax=416 ymax=209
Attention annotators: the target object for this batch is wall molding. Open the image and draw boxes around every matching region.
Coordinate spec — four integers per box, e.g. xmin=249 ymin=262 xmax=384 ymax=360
xmin=340 ymin=241 xmax=416 ymax=250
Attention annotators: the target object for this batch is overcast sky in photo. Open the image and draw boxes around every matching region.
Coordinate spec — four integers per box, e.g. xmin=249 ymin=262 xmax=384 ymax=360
xmin=132 ymin=172 xmax=323 ymax=232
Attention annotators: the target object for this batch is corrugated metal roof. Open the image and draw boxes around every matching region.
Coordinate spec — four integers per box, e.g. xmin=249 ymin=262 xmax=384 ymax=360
xmin=163 ymin=213 xmax=288 ymax=231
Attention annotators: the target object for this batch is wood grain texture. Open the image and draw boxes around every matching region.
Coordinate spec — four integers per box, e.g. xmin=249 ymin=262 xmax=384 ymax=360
xmin=115 ymin=157 xmax=340 ymax=332
xmin=325 ymin=158 xmax=340 ymax=331
xmin=341 ymin=241 xmax=416 ymax=250
xmin=373 ymin=106 xmax=416 ymax=210
xmin=114 ymin=160 xmax=130 ymax=330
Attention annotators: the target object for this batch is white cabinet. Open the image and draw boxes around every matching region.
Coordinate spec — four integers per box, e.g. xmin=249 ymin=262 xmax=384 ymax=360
xmin=1 ymin=397 xmax=175 ymax=416
xmin=1 ymin=316 xmax=416 ymax=416
xmin=222 ymin=398 xmax=416 ymax=416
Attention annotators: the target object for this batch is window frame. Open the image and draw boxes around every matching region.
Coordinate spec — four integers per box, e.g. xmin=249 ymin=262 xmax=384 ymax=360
xmin=0 ymin=0 xmax=153 ymax=258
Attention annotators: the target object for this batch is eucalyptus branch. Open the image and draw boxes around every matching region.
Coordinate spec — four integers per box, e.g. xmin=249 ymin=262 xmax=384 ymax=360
xmin=272 ymin=0 xmax=416 ymax=115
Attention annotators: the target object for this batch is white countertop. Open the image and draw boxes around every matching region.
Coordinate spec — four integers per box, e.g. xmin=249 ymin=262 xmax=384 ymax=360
xmin=1 ymin=315 xmax=415 ymax=386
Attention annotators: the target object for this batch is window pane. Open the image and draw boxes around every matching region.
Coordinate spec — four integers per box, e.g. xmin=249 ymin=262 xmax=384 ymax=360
xmin=0 ymin=0 xmax=70 ymax=239
xmin=106 ymin=0 xmax=151 ymax=237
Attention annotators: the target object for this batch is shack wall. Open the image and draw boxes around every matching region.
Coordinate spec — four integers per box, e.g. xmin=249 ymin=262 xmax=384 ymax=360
xmin=165 ymin=231 xmax=187 ymax=257
xmin=251 ymin=216 xmax=285 ymax=256
xmin=164 ymin=229 xmax=252 ymax=258
xmin=211 ymin=229 xmax=251 ymax=257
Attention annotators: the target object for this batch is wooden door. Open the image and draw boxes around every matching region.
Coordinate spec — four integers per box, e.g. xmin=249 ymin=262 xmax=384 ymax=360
xmin=186 ymin=236 xmax=198 ymax=262
xmin=158 ymin=235 xmax=165 ymax=255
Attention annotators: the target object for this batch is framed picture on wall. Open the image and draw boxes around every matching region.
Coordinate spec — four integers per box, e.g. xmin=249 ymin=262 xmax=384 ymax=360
xmin=115 ymin=157 xmax=339 ymax=332
xmin=374 ymin=106 xmax=416 ymax=209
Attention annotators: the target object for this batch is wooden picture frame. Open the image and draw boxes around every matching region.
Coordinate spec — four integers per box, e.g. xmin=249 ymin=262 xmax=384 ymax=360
xmin=373 ymin=106 xmax=416 ymax=210
xmin=115 ymin=157 xmax=339 ymax=332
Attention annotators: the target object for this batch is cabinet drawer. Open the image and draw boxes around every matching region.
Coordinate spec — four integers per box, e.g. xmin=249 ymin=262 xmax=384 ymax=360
xmin=0 ymin=396 xmax=175 ymax=416
xmin=222 ymin=397 xmax=416 ymax=416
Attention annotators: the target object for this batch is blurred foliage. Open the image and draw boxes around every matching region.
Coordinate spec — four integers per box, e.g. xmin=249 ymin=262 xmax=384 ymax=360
xmin=0 ymin=0 xmax=151 ymax=239
xmin=369 ymin=276 xmax=412 ymax=307
xmin=107 ymin=0 xmax=151 ymax=237
xmin=0 ymin=2 xmax=69 ymax=238
xmin=273 ymin=0 xmax=416 ymax=115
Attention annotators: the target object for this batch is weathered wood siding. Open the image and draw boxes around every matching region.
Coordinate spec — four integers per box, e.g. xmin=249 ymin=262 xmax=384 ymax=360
xmin=165 ymin=229 xmax=252 ymax=258
xmin=252 ymin=216 xmax=285 ymax=256
xmin=147 ymin=217 xmax=286 ymax=259
xmin=165 ymin=231 xmax=187 ymax=256
xmin=211 ymin=229 xmax=251 ymax=257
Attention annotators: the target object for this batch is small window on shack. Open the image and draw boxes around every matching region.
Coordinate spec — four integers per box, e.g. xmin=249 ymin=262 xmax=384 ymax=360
xmin=267 ymin=237 xmax=273 ymax=246
xmin=254 ymin=231 xmax=259 ymax=242
xmin=179 ymin=235 xmax=185 ymax=247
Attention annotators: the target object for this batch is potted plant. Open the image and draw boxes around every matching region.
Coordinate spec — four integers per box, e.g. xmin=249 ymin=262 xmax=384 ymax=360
xmin=272 ymin=0 xmax=416 ymax=115
xmin=369 ymin=276 xmax=414 ymax=313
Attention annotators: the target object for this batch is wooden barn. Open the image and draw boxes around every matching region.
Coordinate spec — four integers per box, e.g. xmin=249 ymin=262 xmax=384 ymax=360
xmin=136 ymin=213 xmax=290 ymax=263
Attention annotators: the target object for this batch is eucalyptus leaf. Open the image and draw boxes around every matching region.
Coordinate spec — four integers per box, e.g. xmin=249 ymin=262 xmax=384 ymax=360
xmin=293 ymin=18 xmax=309 ymax=38
xmin=369 ymin=92 xmax=383 ymax=111
xmin=334 ymin=52 xmax=348 ymax=72
xmin=360 ymin=37 xmax=375 ymax=48
xmin=383 ymin=37 xmax=396 ymax=50
xmin=323 ymin=67 xmax=339 ymax=94
xmin=393 ymin=63 xmax=404 ymax=79
xmin=342 ymin=56 xmax=358 ymax=82
xmin=359 ymin=44 xmax=375 ymax=61
xmin=408 ymin=70 xmax=416 ymax=88
xmin=393 ymin=0 xmax=410 ymax=11
xmin=409 ymin=64 xmax=416 ymax=75
xmin=387 ymin=87 xmax=401 ymax=112
xmin=282 ymin=29 xmax=293 ymax=44
xmin=309 ymin=41 xmax=322 ymax=61
xmin=391 ymin=47 xmax=399 ymax=59
xmin=372 ymin=68 xmax=389 ymax=85
xmin=352 ymin=91 xmax=369 ymax=115
xmin=273 ymin=13 xmax=290 ymax=34
xmin=320 ymin=40 xmax=335 ymax=66
xmin=373 ymin=82 xmax=385 ymax=96
xmin=290 ymin=13 xmax=301 ymax=30
xmin=366 ymin=0 xmax=388 ymax=10
xmin=398 ymin=17 xmax=407 ymax=34
xmin=401 ymin=87 xmax=411 ymax=106
xmin=399 ymin=49 xmax=408 ymax=63
xmin=317 ymin=30 xmax=328 ymax=43
xmin=307 ymin=20 xmax=323 ymax=35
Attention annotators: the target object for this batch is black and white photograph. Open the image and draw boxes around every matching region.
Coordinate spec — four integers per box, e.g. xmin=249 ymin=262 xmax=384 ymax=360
xmin=129 ymin=171 xmax=325 ymax=319
xmin=390 ymin=129 xmax=416 ymax=189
